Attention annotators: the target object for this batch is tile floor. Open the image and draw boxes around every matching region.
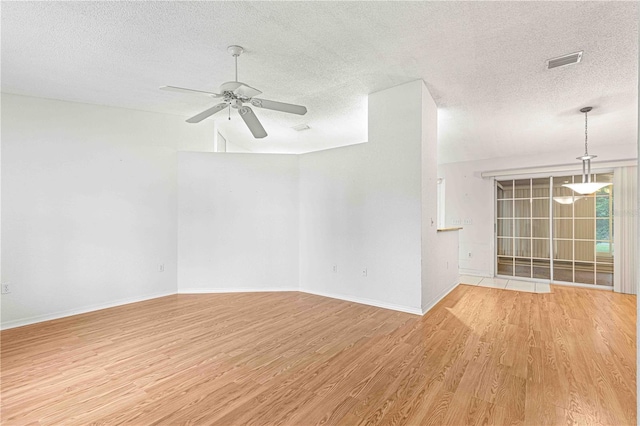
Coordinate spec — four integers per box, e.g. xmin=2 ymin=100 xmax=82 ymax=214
xmin=459 ymin=275 xmax=551 ymax=293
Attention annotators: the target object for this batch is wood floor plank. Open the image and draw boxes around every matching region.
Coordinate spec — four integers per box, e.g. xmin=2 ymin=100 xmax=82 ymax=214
xmin=1 ymin=285 xmax=635 ymax=425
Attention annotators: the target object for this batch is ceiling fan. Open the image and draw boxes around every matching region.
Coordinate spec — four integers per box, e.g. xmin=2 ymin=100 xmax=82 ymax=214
xmin=160 ymin=45 xmax=307 ymax=139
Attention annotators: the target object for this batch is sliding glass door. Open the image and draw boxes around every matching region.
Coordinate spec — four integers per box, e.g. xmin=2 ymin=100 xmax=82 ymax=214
xmin=497 ymin=179 xmax=551 ymax=279
xmin=496 ymin=173 xmax=613 ymax=287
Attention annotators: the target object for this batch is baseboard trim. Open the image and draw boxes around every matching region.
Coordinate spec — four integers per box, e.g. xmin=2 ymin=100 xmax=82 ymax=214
xmin=178 ymin=287 xmax=299 ymax=294
xmin=1 ymin=291 xmax=176 ymax=330
xmin=299 ymin=289 xmax=422 ymax=316
xmin=421 ymin=280 xmax=460 ymax=315
xmin=2 ymin=285 xmax=450 ymax=330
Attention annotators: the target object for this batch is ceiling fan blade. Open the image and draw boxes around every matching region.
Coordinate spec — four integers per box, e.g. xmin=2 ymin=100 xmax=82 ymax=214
xmin=250 ymin=98 xmax=307 ymax=115
xmin=219 ymin=81 xmax=262 ymax=98
xmin=160 ymin=85 xmax=223 ymax=98
xmin=186 ymin=103 xmax=228 ymax=123
xmin=238 ymin=106 xmax=267 ymax=138
xmin=235 ymin=84 xmax=262 ymax=98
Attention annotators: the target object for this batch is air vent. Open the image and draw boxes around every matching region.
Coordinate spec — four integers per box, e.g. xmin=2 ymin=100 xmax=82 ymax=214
xmin=546 ymin=51 xmax=583 ymax=70
xmin=292 ymin=124 xmax=311 ymax=131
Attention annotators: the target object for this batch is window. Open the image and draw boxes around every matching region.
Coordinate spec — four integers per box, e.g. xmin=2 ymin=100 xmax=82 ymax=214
xmin=496 ymin=173 xmax=613 ymax=286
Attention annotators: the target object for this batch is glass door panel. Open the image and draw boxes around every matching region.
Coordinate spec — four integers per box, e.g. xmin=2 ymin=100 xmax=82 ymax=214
xmin=532 ymin=239 xmax=549 ymax=259
xmin=596 ymin=241 xmax=613 ymax=262
xmin=497 ymin=257 xmax=514 ymax=275
xmin=497 ymin=180 xmax=514 ymax=199
xmin=514 ymin=179 xmax=530 ymax=198
xmin=532 ymin=199 xmax=549 ymax=217
xmin=575 ymin=219 xmax=595 ymax=239
xmin=574 ymin=199 xmax=595 ymax=218
xmin=497 ymin=200 xmax=513 ymax=217
xmin=533 ymin=259 xmax=551 ymax=279
xmin=497 ymin=238 xmax=513 ymax=256
xmin=497 ymin=219 xmax=513 ymax=236
xmin=515 ymin=258 xmax=532 ymax=278
xmin=515 ymin=239 xmax=531 ymax=257
xmin=532 ymin=178 xmax=550 ymax=198
xmin=554 ymin=219 xmax=573 ymax=239
xmin=532 ymin=219 xmax=549 ymax=238
xmin=574 ymin=241 xmax=595 ymax=262
xmin=554 ymin=240 xmax=573 ymax=260
xmin=514 ymin=219 xmax=531 ymax=237
xmin=575 ymin=262 xmax=595 ymax=284
xmin=596 ymin=262 xmax=613 ymax=286
xmin=553 ymin=201 xmax=574 ymax=217
xmin=514 ymin=200 xmax=531 ymax=217
xmin=553 ymin=260 xmax=573 ymax=282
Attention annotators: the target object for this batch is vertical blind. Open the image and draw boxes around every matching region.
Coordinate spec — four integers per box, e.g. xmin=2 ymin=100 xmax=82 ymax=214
xmin=614 ymin=166 xmax=637 ymax=294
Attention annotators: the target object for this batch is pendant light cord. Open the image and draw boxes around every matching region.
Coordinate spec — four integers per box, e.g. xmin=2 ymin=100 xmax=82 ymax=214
xmin=584 ymin=109 xmax=588 ymax=156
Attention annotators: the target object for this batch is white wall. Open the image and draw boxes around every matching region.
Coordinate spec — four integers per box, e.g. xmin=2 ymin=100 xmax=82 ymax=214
xmin=2 ymin=83 xmax=454 ymax=327
xmin=439 ymin=144 xmax=638 ymax=277
xmin=1 ymin=94 xmax=213 ymax=328
xmin=427 ymin=230 xmax=460 ymax=309
xmin=177 ymin=152 xmax=299 ymax=292
xmin=299 ymin=81 xmax=426 ymax=314
xmin=178 ymin=80 xmax=454 ymax=314
xmin=437 ymin=161 xmax=495 ymax=276
xmin=419 ymin=82 xmax=455 ymax=312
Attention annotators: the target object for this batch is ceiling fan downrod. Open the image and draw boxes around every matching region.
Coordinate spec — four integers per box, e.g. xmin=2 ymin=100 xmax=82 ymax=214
xmin=227 ymin=45 xmax=244 ymax=83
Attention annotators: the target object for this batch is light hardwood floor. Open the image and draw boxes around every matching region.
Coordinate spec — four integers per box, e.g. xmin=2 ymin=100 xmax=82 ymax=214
xmin=1 ymin=285 xmax=636 ymax=425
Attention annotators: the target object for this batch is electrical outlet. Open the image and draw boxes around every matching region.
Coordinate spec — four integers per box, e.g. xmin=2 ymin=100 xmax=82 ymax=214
xmin=468 ymin=252 xmax=472 ymax=258
xmin=362 ymin=268 xmax=367 ymax=277
xmin=332 ymin=265 xmax=338 ymax=273
xmin=1 ymin=283 xmax=10 ymax=294
xmin=159 ymin=264 xmax=165 ymax=272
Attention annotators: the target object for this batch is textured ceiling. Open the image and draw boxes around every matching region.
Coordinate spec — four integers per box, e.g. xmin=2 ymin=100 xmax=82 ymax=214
xmin=2 ymin=2 xmax=637 ymax=163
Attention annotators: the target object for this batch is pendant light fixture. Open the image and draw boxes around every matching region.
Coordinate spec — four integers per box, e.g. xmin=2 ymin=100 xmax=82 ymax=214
xmin=562 ymin=106 xmax=611 ymax=195
xmin=552 ymin=195 xmax=584 ymax=205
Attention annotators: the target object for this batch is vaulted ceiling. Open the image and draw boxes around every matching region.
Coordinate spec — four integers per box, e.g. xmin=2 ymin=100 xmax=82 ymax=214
xmin=2 ymin=2 xmax=637 ymax=163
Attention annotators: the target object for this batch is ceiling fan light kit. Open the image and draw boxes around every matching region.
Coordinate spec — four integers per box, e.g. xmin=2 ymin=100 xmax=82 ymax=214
xmin=160 ymin=45 xmax=307 ymax=139
xmin=562 ymin=106 xmax=612 ymax=195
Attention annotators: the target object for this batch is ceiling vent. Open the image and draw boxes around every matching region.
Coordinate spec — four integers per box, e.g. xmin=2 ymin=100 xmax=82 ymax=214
xmin=546 ymin=51 xmax=583 ymax=70
xmin=292 ymin=124 xmax=311 ymax=131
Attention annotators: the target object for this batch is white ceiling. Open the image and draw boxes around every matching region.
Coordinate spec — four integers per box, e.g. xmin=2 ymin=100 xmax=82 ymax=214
xmin=2 ymin=2 xmax=637 ymax=163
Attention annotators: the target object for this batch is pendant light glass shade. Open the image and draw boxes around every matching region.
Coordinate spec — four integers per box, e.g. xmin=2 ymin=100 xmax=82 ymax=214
xmin=553 ymin=195 xmax=584 ymax=204
xmin=562 ymin=182 xmax=610 ymax=195
xmin=562 ymin=107 xmax=612 ymax=195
